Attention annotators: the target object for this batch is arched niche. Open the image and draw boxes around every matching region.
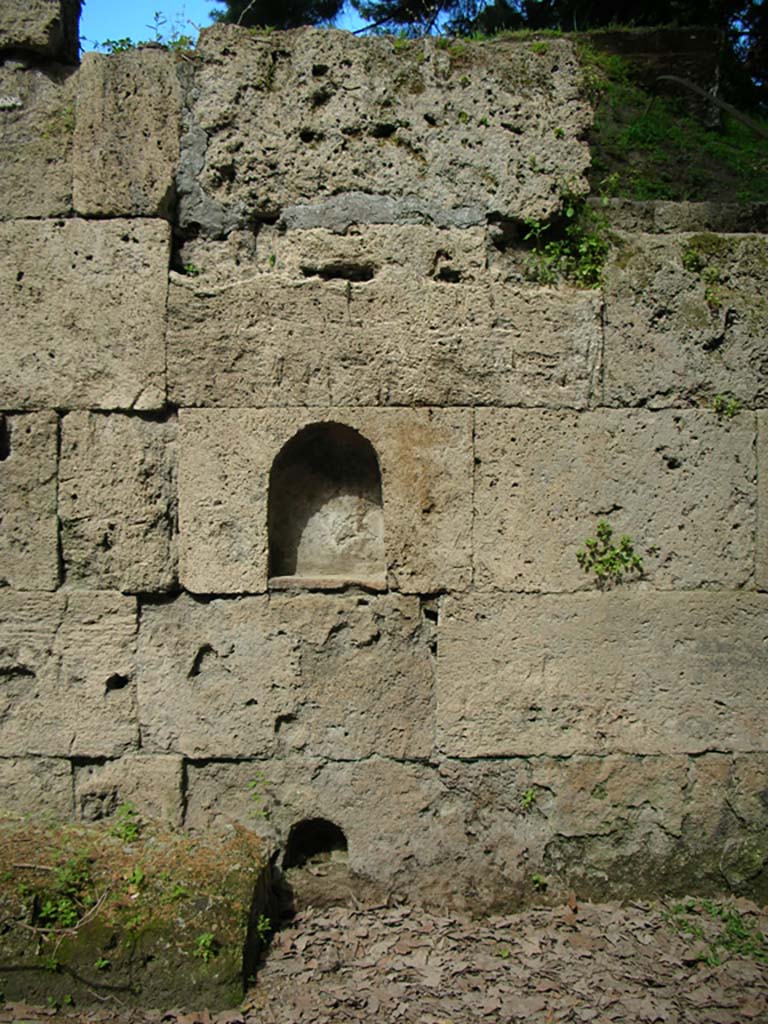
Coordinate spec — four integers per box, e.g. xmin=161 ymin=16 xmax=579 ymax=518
xmin=282 ymin=818 xmax=348 ymax=870
xmin=268 ymin=421 xmax=385 ymax=587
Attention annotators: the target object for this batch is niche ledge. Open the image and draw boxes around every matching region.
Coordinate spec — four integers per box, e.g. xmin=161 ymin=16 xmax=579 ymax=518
xmin=268 ymin=573 xmax=387 ymax=593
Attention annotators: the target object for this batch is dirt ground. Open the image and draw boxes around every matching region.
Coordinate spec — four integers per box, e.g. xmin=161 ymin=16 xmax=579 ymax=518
xmin=2 ymin=894 xmax=767 ymax=1024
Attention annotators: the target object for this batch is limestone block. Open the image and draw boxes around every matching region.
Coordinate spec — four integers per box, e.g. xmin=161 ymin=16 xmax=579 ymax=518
xmin=74 ymin=754 xmax=184 ymax=827
xmin=137 ymin=593 xmax=434 ymax=760
xmin=0 ymin=218 xmax=169 ymax=410
xmin=0 ymin=411 xmax=59 ymax=590
xmin=0 ymin=756 xmax=72 ymax=816
xmin=603 ymin=233 xmax=768 ymax=407
xmin=0 ymin=61 xmax=74 ymax=219
xmin=178 ymin=407 xmax=472 ymax=594
xmin=60 ymin=412 xmax=177 ymax=592
xmin=0 ymin=591 xmax=137 ymax=757
xmin=73 ymin=49 xmax=182 ymax=218
xmin=167 ymin=271 xmax=601 ymax=409
xmin=436 ymin=592 xmax=768 ymax=758
xmin=179 ymin=26 xmax=591 ymax=234
xmin=183 ymin=756 xmax=446 ymax=886
xmin=0 ymin=0 xmax=81 ymax=64
xmin=474 ymin=409 xmax=756 ymax=592
xmin=759 ymin=412 xmax=768 ymax=592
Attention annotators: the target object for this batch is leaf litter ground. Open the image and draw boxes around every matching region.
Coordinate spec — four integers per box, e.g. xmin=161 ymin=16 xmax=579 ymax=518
xmin=2 ymin=897 xmax=767 ymax=1023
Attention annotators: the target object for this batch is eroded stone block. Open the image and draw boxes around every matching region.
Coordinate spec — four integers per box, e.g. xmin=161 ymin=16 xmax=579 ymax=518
xmin=74 ymin=754 xmax=184 ymax=827
xmin=0 ymin=62 xmax=74 ymax=219
xmin=137 ymin=592 xmax=434 ymax=761
xmin=0 ymin=756 xmax=72 ymax=816
xmin=0 ymin=0 xmax=80 ymax=64
xmin=437 ymin=592 xmax=768 ymax=758
xmin=168 ymin=265 xmax=602 ymax=409
xmin=0 ymin=411 xmax=59 ymax=590
xmin=0 ymin=591 xmax=137 ymax=757
xmin=0 ymin=218 xmax=169 ymax=410
xmin=73 ymin=49 xmax=182 ymax=218
xmin=474 ymin=409 xmax=756 ymax=592
xmin=60 ymin=412 xmax=177 ymax=592
xmin=179 ymin=26 xmax=590 ymax=234
xmin=179 ymin=407 xmax=472 ymax=594
xmin=603 ymin=233 xmax=768 ymax=407
xmin=758 ymin=412 xmax=768 ymax=592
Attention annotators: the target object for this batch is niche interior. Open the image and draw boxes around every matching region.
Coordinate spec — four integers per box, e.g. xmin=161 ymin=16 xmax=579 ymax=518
xmin=268 ymin=422 xmax=385 ymax=587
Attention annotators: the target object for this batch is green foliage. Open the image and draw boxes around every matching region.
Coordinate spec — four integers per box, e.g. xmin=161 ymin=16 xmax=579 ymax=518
xmin=521 ymin=788 xmax=536 ymax=812
xmin=713 ymin=393 xmax=743 ymax=418
xmin=531 ymin=874 xmax=548 ymax=892
xmin=110 ymin=803 xmax=142 ymax=843
xmin=576 ymin=521 xmax=644 ymax=586
xmin=94 ymin=956 xmax=111 ymax=970
xmin=193 ymin=931 xmax=220 ymax=962
xmin=665 ymin=899 xmax=768 ymax=966
xmin=96 ymin=12 xmax=195 ymax=55
xmin=255 ymin=913 xmax=272 ymax=942
xmin=523 ymin=199 xmax=611 ymax=289
xmin=35 ymin=856 xmax=95 ymax=930
xmin=183 ymin=262 xmax=202 ymax=277
xmin=248 ymin=772 xmax=269 ymax=820
xmin=583 ymin=44 xmax=768 ymax=203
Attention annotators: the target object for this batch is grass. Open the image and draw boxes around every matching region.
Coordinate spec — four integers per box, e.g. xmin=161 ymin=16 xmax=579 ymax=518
xmin=665 ymin=898 xmax=768 ymax=966
xmin=580 ymin=43 xmax=768 ymax=203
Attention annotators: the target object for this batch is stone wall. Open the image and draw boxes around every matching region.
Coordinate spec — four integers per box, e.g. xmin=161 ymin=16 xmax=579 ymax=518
xmin=1 ymin=1 xmax=767 ymax=912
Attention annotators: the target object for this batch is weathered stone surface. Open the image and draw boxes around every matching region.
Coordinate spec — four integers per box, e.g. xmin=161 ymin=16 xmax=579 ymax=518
xmin=73 ymin=49 xmax=182 ymax=218
xmin=436 ymin=592 xmax=768 ymax=758
xmin=0 ymin=411 xmax=59 ymax=590
xmin=178 ymin=407 xmax=472 ymax=593
xmin=184 ymin=755 xmax=446 ymax=889
xmin=474 ymin=409 xmax=756 ymax=592
xmin=178 ymin=25 xmax=591 ymax=235
xmin=60 ymin=412 xmax=177 ymax=592
xmin=603 ymin=233 xmax=768 ymax=407
xmin=0 ymin=0 xmax=81 ymax=64
xmin=595 ymin=199 xmax=768 ymax=235
xmin=0 ymin=591 xmax=137 ymax=757
xmin=0 ymin=218 xmax=169 ymax=410
xmin=759 ymin=412 xmax=768 ymax=592
xmin=0 ymin=61 xmax=74 ymax=219
xmin=74 ymin=754 xmax=184 ymax=827
xmin=168 ymin=264 xmax=601 ymax=409
xmin=137 ymin=593 xmax=434 ymax=760
xmin=0 ymin=756 xmax=72 ymax=816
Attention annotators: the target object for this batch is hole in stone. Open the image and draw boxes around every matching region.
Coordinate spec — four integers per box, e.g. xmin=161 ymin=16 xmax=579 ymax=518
xmin=268 ymin=422 xmax=385 ymax=584
xmin=274 ymin=713 xmax=297 ymax=733
xmin=189 ymin=643 xmax=215 ymax=678
xmin=312 ymin=63 xmax=329 ymax=77
xmin=0 ymin=418 xmax=11 ymax=461
xmin=436 ymin=266 xmax=462 ymax=283
xmin=300 ymin=262 xmax=375 ymax=282
xmin=299 ymin=127 xmax=323 ymax=143
xmin=283 ymin=818 xmax=348 ymax=870
xmin=105 ymin=673 xmax=129 ymax=692
xmin=370 ymin=122 xmax=397 ymax=138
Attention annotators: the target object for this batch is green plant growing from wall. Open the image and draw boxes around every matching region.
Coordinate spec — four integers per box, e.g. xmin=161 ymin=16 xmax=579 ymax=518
xmin=576 ymin=521 xmax=644 ymax=587
xmin=110 ymin=803 xmax=142 ymax=843
xmin=523 ymin=199 xmax=611 ymax=289
xmin=713 ymin=394 xmax=743 ymax=418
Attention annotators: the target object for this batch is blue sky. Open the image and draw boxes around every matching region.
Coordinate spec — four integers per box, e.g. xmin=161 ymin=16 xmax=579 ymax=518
xmin=79 ymin=0 xmax=363 ymax=51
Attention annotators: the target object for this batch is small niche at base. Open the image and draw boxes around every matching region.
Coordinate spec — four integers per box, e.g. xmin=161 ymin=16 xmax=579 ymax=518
xmin=282 ymin=818 xmax=348 ymax=870
xmin=0 ymin=417 xmax=11 ymax=461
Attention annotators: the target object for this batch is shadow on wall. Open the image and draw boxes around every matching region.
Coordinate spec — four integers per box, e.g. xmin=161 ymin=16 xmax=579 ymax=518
xmin=268 ymin=422 xmax=385 ymax=586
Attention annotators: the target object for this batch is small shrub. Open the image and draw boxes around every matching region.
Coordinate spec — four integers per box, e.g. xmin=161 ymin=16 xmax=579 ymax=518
xmin=713 ymin=394 xmax=742 ymax=419
xmin=524 ymin=199 xmax=611 ymax=289
xmin=576 ymin=521 xmax=644 ymax=586
xmin=110 ymin=803 xmax=141 ymax=843
xmin=193 ymin=931 xmax=219 ymax=963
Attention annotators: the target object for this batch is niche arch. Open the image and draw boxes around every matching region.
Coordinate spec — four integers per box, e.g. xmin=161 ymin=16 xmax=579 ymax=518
xmin=268 ymin=421 xmax=385 ymax=586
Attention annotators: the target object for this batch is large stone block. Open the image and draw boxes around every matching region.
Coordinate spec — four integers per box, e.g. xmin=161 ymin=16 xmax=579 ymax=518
xmin=137 ymin=593 xmax=434 ymax=760
xmin=167 ymin=267 xmax=601 ymax=409
xmin=474 ymin=409 xmax=756 ymax=592
xmin=759 ymin=412 xmax=768 ymax=592
xmin=183 ymin=755 xmax=446 ymax=888
xmin=0 ymin=591 xmax=137 ymax=757
xmin=0 ymin=62 xmax=75 ymax=219
xmin=179 ymin=407 xmax=472 ymax=594
xmin=73 ymin=49 xmax=182 ymax=218
xmin=0 ymin=0 xmax=80 ymax=64
xmin=178 ymin=25 xmax=591 ymax=234
xmin=603 ymin=233 xmax=768 ymax=407
xmin=0 ymin=411 xmax=59 ymax=590
xmin=74 ymin=754 xmax=184 ymax=827
xmin=0 ymin=218 xmax=169 ymax=410
xmin=436 ymin=592 xmax=768 ymax=758
xmin=60 ymin=412 xmax=177 ymax=592
xmin=0 ymin=756 xmax=72 ymax=817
